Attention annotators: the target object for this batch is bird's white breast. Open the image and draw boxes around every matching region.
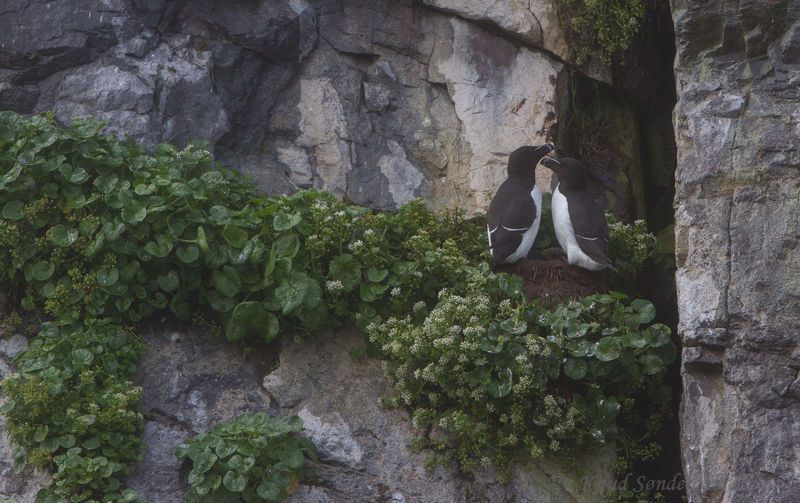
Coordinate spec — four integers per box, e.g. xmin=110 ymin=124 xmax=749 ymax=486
xmin=551 ymin=186 xmax=604 ymax=271
xmin=504 ymin=185 xmax=542 ymax=263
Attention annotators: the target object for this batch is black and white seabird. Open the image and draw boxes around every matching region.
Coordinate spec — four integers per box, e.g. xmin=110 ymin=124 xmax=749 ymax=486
xmin=487 ymin=144 xmax=554 ymax=266
xmin=540 ymin=157 xmax=614 ymax=271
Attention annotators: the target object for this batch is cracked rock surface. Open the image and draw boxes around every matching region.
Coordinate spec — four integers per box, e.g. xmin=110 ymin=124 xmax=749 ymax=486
xmin=137 ymin=325 xmax=616 ymax=502
xmin=0 ymin=0 xmax=568 ymax=214
xmin=672 ymin=0 xmax=800 ymax=500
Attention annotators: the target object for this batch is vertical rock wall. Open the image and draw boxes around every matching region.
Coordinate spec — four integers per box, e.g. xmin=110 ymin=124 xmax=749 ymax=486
xmin=671 ymin=0 xmax=800 ymax=500
xmin=0 ymin=0 xmax=572 ymax=214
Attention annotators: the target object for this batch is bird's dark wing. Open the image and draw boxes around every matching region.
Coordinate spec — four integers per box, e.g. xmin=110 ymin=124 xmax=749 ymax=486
xmin=566 ymin=191 xmax=614 ymax=269
xmin=487 ymin=181 xmax=537 ymax=264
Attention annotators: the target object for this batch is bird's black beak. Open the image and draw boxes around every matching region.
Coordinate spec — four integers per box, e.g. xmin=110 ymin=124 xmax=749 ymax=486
xmin=537 ymin=144 xmax=555 ymax=155
xmin=540 ymin=157 xmax=560 ymax=170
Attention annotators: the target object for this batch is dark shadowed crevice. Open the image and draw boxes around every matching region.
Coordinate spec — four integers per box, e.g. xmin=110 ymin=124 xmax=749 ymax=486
xmin=554 ymin=2 xmax=685 ymax=500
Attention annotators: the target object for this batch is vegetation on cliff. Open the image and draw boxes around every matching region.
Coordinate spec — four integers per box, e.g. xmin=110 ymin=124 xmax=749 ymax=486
xmin=0 ymin=112 xmax=673 ymax=502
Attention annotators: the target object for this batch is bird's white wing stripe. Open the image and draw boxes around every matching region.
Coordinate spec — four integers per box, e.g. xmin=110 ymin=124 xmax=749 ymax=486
xmin=502 ymin=226 xmax=529 ymax=232
xmin=488 ymin=226 xmax=499 ymax=234
xmin=575 ymin=234 xmax=599 ymax=241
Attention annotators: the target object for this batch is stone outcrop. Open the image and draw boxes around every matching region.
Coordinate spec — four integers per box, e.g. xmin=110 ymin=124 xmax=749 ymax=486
xmin=0 ymin=0 xmax=569 ymax=214
xmin=671 ymin=0 xmax=800 ymax=500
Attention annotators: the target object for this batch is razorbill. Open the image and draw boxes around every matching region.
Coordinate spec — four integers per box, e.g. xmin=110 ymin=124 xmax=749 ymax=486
xmin=487 ymin=144 xmax=554 ymax=266
xmin=540 ymin=157 xmax=614 ymax=271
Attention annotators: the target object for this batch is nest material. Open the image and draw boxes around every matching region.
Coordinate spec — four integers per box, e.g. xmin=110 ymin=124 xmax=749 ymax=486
xmin=494 ymin=252 xmax=611 ymax=306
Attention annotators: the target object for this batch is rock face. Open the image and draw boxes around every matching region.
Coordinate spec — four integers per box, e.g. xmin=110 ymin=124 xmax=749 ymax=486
xmin=0 ymin=0 xmax=570 ymax=213
xmin=144 ymin=326 xmax=616 ymax=503
xmin=671 ymin=0 xmax=800 ymax=501
xmin=0 ymin=322 xmax=615 ymax=502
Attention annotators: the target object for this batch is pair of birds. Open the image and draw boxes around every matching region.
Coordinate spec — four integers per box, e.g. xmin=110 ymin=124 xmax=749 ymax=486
xmin=487 ymin=144 xmax=613 ymax=271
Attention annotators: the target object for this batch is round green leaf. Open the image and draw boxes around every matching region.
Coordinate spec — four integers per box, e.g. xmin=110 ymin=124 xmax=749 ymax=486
xmin=169 ymin=181 xmax=191 ymax=197
xmin=275 ymin=272 xmax=312 ymax=315
xmin=93 ymin=174 xmax=119 ymax=193
xmin=194 ymin=451 xmax=217 ymax=474
xmin=207 ymin=290 xmax=237 ymax=313
xmin=212 ymin=266 xmax=241 ymax=298
xmin=640 ymin=354 xmax=664 ymax=375
xmin=273 ymin=211 xmax=301 ymax=231
xmin=225 ymin=301 xmax=280 ymax=343
xmin=121 ymin=489 xmax=138 ymax=502
xmin=566 ymin=319 xmax=589 ymax=338
xmin=31 ymin=261 xmax=55 ymax=281
xmin=567 ymin=340 xmax=594 ymax=358
xmin=366 ymin=267 xmax=388 ymax=283
xmin=487 ymin=367 xmax=513 ymax=398
xmin=273 ymin=233 xmax=300 ymax=259
xmin=644 ymin=323 xmax=672 ymax=347
xmin=564 ymin=358 xmax=588 ymax=380
xmin=622 ymin=331 xmax=648 ymax=349
xmin=72 ymin=348 xmax=94 ymax=366
xmin=359 ymin=282 xmax=388 ymax=303
xmin=157 ymin=270 xmax=180 ymax=292
xmin=209 ymin=205 xmax=230 ymax=225
xmin=329 ymin=254 xmax=361 ymax=292
xmin=2 ymin=200 xmax=25 ymax=220
xmin=144 ymin=234 xmax=173 ymax=258
xmin=595 ymin=337 xmax=622 ymax=362
xmin=177 ymin=245 xmax=200 ymax=263
xmin=223 ymin=223 xmax=249 ymax=248
xmin=96 ymin=267 xmax=119 ymax=287
xmin=121 ymin=201 xmax=147 ymax=224
xmin=216 ymin=444 xmax=237 ymax=460
xmin=33 ymin=425 xmax=49 ymax=442
xmin=134 ymin=183 xmax=155 ymax=195
xmin=68 ymin=167 xmax=89 ymax=184
xmin=223 ymin=471 xmax=247 ymax=492
xmin=631 ymin=299 xmax=656 ymax=324
xmin=257 ymin=483 xmax=282 ymax=501
xmin=50 ymin=224 xmax=78 ymax=246
xmin=500 ymin=317 xmax=527 ymax=335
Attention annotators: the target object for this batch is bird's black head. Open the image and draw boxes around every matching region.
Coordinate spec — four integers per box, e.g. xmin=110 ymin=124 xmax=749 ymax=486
xmin=506 ymin=144 xmax=555 ymax=182
xmin=540 ymin=157 xmax=586 ymax=191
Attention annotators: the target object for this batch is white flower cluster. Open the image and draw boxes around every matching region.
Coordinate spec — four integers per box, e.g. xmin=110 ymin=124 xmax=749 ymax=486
xmin=325 ymin=280 xmax=343 ymax=292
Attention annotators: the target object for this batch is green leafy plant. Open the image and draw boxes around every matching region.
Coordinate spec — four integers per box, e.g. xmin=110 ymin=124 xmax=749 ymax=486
xmin=606 ymin=213 xmax=658 ymax=277
xmin=562 ymin=0 xmax=646 ymax=65
xmin=174 ymin=413 xmax=317 ymax=502
xmin=0 ymin=320 xmax=143 ymax=502
xmin=368 ymin=266 xmax=675 ymax=480
xmin=0 ymin=111 xmax=674 ymax=499
xmin=0 ymin=111 xmax=486 ymax=500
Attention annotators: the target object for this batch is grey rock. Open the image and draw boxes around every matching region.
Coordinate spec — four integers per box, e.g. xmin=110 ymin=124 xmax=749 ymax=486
xmin=363 ymin=82 xmax=396 ymax=112
xmin=133 ymin=324 xmax=271 ymax=433
xmin=125 ymin=323 xmax=273 ymax=501
xmin=127 ymin=422 xmax=189 ymax=503
xmin=2 ymin=0 xmax=562 ymax=214
xmin=0 ymin=0 xmax=129 ymax=89
xmin=0 ymin=334 xmax=28 ymax=362
xmin=673 ymin=0 xmax=800 ymax=500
